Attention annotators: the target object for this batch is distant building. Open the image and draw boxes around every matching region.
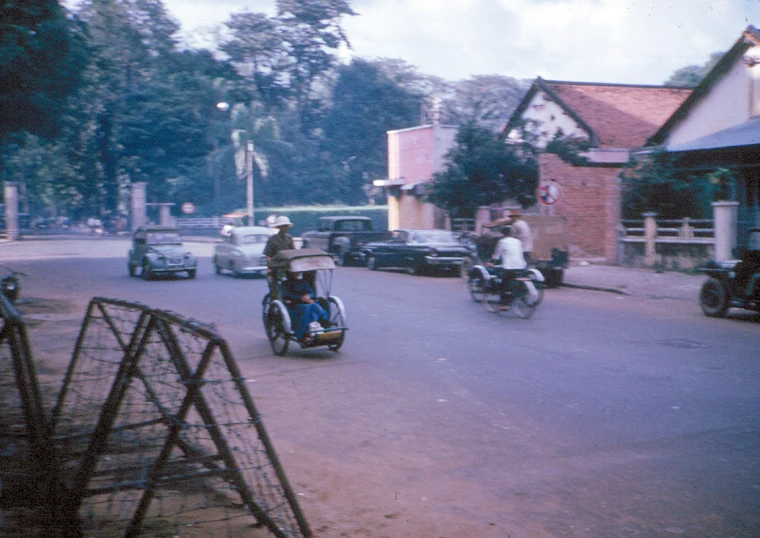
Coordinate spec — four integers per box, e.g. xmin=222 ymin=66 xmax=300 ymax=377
xmin=503 ymin=78 xmax=691 ymax=261
xmin=375 ymin=124 xmax=457 ymax=230
xmin=646 ymin=25 xmax=760 ymax=242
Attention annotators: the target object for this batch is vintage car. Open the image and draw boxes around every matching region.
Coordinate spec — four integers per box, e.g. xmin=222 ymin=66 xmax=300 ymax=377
xmin=128 ymin=226 xmax=197 ymax=280
xmin=360 ymin=229 xmax=475 ymax=276
xmin=213 ymin=225 xmax=274 ymax=277
xmin=698 ymin=228 xmax=760 ymax=317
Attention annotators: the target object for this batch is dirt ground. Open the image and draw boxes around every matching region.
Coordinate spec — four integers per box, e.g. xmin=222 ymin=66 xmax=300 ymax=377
xmin=6 ymin=295 xmax=499 ymax=538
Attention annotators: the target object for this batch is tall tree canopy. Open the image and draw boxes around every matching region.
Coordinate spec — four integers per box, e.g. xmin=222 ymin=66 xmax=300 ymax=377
xmin=0 ymin=0 xmax=87 ymax=142
xmin=429 ymin=123 xmax=538 ymax=218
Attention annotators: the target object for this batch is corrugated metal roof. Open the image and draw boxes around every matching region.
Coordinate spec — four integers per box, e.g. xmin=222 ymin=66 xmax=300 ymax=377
xmin=666 ymin=117 xmax=760 ymax=152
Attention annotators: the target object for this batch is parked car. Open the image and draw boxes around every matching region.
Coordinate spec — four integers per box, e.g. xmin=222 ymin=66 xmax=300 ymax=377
xmin=128 ymin=226 xmax=197 ymax=280
xmin=698 ymin=228 xmax=760 ymax=317
xmin=213 ymin=225 xmax=274 ymax=277
xmin=360 ymin=229 xmax=475 ymax=276
xmin=301 ymin=216 xmax=390 ymax=266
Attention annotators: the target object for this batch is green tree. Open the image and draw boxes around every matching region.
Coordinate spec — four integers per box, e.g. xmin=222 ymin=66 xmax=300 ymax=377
xmin=620 ymin=150 xmax=712 ymax=219
xmin=0 ymin=0 xmax=87 ymax=142
xmin=321 ymin=58 xmax=423 ymax=204
xmin=665 ymin=51 xmax=723 ymax=87
xmin=429 ymin=122 xmax=538 ymax=218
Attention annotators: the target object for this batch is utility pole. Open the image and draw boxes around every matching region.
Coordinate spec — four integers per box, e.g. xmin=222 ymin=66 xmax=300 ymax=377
xmin=246 ymin=141 xmax=254 ymax=226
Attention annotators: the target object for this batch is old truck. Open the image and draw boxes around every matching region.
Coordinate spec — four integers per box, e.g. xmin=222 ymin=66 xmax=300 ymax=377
xmin=300 ymin=216 xmax=390 ymax=266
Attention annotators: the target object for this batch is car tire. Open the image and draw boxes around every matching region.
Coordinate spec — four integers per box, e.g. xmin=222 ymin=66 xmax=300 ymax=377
xmin=405 ymin=263 xmax=421 ymax=276
xmin=141 ymin=261 xmax=152 ymax=281
xmin=128 ymin=263 xmax=136 ymax=277
xmin=700 ymin=277 xmax=729 ymax=317
xmin=214 ymin=256 xmax=222 ymax=275
xmin=188 ymin=269 xmax=196 ymax=279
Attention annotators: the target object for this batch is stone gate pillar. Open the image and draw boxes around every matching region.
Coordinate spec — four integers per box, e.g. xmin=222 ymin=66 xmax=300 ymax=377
xmin=3 ymin=182 xmax=19 ymax=241
xmin=131 ymin=182 xmax=147 ymax=231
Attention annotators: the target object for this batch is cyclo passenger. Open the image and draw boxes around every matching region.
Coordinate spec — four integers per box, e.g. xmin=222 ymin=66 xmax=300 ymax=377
xmin=282 ymin=271 xmax=329 ymax=340
xmin=488 ymin=225 xmax=527 ymax=311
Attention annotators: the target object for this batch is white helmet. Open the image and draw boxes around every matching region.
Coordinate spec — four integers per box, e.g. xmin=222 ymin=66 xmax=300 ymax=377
xmin=271 ymin=215 xmax=293 ymax=229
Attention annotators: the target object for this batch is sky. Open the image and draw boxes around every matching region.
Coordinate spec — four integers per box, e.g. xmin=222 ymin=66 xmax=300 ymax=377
xmin=164 ymin=0 xmax=759 ymax=85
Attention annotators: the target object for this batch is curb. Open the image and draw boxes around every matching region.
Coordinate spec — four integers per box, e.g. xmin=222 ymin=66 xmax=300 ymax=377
xmin=561 ymin=283 xmax=630 ymax=295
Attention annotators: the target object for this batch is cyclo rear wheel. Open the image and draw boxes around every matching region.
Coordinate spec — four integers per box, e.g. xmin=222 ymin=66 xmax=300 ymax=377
xmin=512 ymin=277 xmax=542 ymax=319
xmin=326 ymin=296 xmax=346 ymax=351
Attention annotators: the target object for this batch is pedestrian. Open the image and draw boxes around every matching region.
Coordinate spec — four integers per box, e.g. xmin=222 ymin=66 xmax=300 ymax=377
xmin=264 ymin=216 xmax=295 ymax=298
xmin=509 ymin=209 xmax=533 ymax=265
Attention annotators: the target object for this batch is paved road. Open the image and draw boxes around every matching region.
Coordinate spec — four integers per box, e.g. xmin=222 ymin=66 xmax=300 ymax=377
xmin=3 ymin=238 xmax=760 ymax=537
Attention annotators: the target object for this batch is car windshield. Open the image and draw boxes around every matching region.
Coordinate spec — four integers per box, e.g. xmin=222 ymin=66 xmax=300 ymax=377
xmin=411 ymin=230 xmax=458 ymax=244
xmin=146 ymin=232 xmax=182 ymax=245
xmin=240 ymin=234 xmax=270 ymax=245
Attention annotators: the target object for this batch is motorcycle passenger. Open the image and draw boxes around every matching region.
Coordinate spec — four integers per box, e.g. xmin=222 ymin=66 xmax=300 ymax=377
xmin=489 ymin=225 xmax=527 ymax=311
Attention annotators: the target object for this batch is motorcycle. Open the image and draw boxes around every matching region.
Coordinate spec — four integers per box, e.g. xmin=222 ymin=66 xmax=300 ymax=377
xmin=467 ymin=264 xmax=545 ymax=319
xmin=1 ymin=266 xmax=25 ymax=304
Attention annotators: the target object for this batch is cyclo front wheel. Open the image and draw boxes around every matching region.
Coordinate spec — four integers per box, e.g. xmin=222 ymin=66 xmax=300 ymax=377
xmin=265 ymin=301 xmax=290 ymax=356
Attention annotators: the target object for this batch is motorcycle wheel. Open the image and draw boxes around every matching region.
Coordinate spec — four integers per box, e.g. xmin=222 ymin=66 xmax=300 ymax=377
xmin=483 ymin=290 xmax=504 ymax=313
xmin=700 ymin=277 xmax=729 ymax=317
xmin=467 ymin=272 xmax=486 ymax=303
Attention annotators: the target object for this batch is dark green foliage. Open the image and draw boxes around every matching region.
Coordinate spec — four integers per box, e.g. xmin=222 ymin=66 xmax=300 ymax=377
xmin=664 ymin=52 xmax=724 ymax=87
xmin=621 ymin=150 xmax=713 ymax=219
xmin=429 ymin=122 xmax=538 ymax=218
xmin=0 ymin=0 xmax=87 ymax=141
xmin=544 ymin=131 xmax=592 ymax=166
xmin=321 ymin=59 xmax=423 ymax=205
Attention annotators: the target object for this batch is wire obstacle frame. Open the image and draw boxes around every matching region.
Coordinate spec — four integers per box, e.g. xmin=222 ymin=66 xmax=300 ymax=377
xmin=50 ymin=296 xmax=312 ymax=538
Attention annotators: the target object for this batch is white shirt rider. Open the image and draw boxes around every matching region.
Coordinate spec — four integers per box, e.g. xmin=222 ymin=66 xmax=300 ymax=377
xmin=492 ymin=234 xmax=527 ymax=269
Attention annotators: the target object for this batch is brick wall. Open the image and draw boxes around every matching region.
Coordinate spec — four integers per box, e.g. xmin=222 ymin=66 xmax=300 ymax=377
xmin=539 ymin=154 xmax=622 ymax=262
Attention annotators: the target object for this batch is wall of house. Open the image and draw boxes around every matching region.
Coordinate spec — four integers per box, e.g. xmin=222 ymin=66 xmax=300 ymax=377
xmin=386 ymin=124 xmax=458 ymax=230
xmin=665 ymin=48 xmax=759 ymax=146
xmin=539 ymin=153 xmax=621 ymax=261
xmin=506 ymin=92 xmax=588 ymax=148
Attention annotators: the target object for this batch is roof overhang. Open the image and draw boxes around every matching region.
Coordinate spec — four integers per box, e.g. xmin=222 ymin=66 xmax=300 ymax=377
xmin=665 ymin=117 xmax=760 ymax=152
xmin=373 ymin=179 xmax=405 ymax=187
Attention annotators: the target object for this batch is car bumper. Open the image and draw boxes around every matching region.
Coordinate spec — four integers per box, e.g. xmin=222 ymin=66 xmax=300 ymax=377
xmin=423 ymin=256 xmax=466 ymax=267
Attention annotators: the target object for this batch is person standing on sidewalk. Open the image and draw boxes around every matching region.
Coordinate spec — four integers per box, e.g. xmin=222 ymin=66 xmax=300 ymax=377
xmin=509 ymin=209 xmax=533 ymax=265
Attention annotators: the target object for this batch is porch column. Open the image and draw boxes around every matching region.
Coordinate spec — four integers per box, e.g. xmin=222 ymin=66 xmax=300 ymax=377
xmin=3 ymin=182 xmax=19 ymax=241
xmin=643 ymin=212 xmax=658 ymax=267
xmin=712 ymin=201 xmax=739 ymax=261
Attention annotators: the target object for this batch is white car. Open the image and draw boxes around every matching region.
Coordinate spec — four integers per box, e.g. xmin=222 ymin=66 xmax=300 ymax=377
xmin=213 ymin=226 xmax=274 ymax=277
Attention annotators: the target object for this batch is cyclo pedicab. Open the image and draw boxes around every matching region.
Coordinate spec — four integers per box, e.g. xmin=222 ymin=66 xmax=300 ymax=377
xmin=262 ymin=248 xmax=347 ymax=356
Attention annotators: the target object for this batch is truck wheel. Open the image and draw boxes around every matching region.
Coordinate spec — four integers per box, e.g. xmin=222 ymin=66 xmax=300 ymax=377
xmin=543 ymin=269 xmax=564 ymax=288
xmin=700 ymin=277 xmax=729 ymax=317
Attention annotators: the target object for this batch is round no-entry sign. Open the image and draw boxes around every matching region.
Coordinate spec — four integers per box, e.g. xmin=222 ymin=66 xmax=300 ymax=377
xmin=538 ymin=181 xmax=561 ymax=206
xmin=181 ymin=202 xmax=195 ymax=214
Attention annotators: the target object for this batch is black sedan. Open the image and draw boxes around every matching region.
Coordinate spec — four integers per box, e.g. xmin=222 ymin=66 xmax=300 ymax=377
xmin=360 ymin=229 xmax=474 ymax=276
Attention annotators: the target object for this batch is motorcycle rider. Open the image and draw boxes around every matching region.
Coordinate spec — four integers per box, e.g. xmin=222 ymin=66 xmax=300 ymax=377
xmin=489 ymin=225 xmax=527 ymax=311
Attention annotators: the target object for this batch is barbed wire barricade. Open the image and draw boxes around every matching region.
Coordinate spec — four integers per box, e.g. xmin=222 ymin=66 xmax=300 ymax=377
xmin=50 ymin=297 xmax=312 ymax=538
xmin=0 ymin=292 xmax=60 ymax=534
